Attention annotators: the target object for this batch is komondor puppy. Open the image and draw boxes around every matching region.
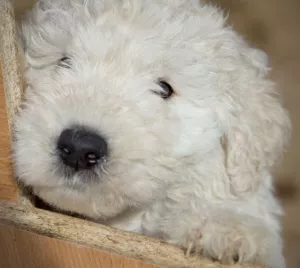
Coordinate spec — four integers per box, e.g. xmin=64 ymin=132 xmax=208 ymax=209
xmin=14 ymin=0 xmax=291 ymax=267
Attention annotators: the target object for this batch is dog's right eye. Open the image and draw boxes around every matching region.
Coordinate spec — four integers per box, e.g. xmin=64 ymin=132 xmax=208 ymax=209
xmin=152 ymin=80 xmax=174 ymax=100
xmin=58 ymin=56 xmax=71 ymax=68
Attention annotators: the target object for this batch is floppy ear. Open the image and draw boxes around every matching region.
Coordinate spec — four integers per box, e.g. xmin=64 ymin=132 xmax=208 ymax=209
xmin=220 ymin=47 xmax=291 ymax=196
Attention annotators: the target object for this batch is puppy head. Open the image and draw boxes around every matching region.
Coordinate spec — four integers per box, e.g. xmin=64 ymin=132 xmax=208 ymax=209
xmin=14 ymin=0 xmax=290 ymax=218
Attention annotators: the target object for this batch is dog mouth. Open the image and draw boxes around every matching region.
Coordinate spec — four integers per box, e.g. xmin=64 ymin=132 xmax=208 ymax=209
xmin=53 ymin=159 xmax=107 ymax=184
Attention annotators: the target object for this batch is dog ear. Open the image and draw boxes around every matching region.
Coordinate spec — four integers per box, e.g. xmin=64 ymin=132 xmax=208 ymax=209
xmin=220 ymin=48 xmax=291 ymax=196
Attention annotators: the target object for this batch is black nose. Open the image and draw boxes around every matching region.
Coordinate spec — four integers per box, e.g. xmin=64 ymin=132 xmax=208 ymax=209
xmin=57 ymin=127 xmax=108 ymax=171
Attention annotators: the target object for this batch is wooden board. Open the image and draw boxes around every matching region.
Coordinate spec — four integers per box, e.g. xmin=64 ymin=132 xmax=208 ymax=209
xmin=0 ymin=200 xmax=261 ymax=268
xmin=0 ymin=223 xmax=155 ymax=268
xmin=0 ymin=0 xmax=23 ymax=203
xmin=0 ymin=63 xmax=18 ymax=202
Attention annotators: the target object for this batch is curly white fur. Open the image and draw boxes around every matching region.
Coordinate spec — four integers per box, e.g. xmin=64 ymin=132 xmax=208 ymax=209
xmin=14 ymin=0 xmax=291 ymax=267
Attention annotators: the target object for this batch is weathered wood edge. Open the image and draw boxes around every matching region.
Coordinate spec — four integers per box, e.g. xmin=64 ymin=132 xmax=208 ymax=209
xmin=0 ymin=200 xmax=262 ymax=268
xmin=0 ymin=0 xmax=23 ymax=135
xmin=0 ymin=0 xmax=34 ymax=205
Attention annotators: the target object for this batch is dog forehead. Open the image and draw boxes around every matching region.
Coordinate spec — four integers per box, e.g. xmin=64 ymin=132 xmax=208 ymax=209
xmin=70 ymin=23 xmax=164 ymax=67
xmin=66 ymin=1 xmax=225 ymax=65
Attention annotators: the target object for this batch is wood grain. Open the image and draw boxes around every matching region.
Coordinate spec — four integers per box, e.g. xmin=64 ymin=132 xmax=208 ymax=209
xmin=0 ymin=223 xmax=156 ymax=268
xmin=0 ymin=64 xmax=18 ymax=202
xmin=0 ymin=200 xmax=262 ymax=268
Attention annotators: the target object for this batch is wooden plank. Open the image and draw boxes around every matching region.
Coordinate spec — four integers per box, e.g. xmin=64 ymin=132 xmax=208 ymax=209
xmin=0 ymin=0 xmax=24 ymax=132
xmin=0 ymin=64 xmax=18 ymax=202
xmin=0 ymin=200 xmax=261 ymax=268
xmin=0 ymin=0 xmax=26 ymax=204
xmin=0 ymin=223 xmax=156 ymax=268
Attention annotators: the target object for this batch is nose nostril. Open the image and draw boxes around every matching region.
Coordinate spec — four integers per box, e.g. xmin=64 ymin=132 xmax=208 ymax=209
xmin=85 ymin=152 xmax=100 ymax=166
xmin=86 ymin=152 xmax=98 ymax=159
xmin=57 ymin=144 xmax=72 ymax=158
xmin=62 ymin=146 xmax=71 ymax=155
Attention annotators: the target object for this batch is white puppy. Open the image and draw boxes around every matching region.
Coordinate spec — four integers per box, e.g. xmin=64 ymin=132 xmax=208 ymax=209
xmin=14 ymin=0 xmax=291 ymax=267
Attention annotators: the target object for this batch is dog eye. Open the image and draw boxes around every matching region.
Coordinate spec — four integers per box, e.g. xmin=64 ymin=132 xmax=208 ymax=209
xmin=152 ymin=80 xmax=174 ymax=99
xmin=58 ymin=56 xmax=71 ymax=68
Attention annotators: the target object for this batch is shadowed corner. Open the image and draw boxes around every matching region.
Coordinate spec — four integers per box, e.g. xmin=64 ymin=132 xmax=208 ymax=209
xmin=274 ymin=175 xmax=299 ymax=203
